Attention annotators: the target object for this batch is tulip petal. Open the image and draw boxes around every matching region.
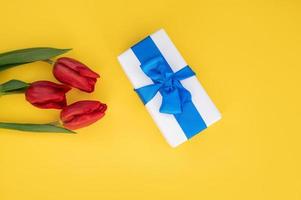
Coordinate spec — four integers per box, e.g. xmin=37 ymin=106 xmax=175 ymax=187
xmin=61 ymin=100 xmax=107 ymax=130
xmin=53 ymin=63 xmax=95 ymax=92
xmin=63 ymin=110 xmax=105 ymax=130
xmin=56 ymin=57 xmax=100 ymax=78
xmin=61 ymin=100 xmax=102 ymax=122
xmin=25 ymin=81 xmax=70 ymax=109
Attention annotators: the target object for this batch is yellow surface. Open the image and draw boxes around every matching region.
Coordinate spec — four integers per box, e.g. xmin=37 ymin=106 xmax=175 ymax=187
xmin=0 ymin=0 xmax=300 ymax=199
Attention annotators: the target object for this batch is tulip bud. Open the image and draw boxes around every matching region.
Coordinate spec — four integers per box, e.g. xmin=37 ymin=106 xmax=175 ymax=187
xmin=60 ymin=100 xmax=107 ymax=130
xmin=53 ymin=57 xmax=99 ymax=93
xmin=25 ymin=81 xmax=71 ymax=109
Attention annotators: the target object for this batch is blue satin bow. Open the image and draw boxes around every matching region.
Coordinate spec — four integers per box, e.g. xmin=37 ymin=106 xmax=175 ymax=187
xmin=135 ymin=56 xmax=195 ymax=114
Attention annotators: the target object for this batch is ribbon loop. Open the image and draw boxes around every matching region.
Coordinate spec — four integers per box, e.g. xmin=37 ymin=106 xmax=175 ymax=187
xmin=135 ymin=56 xmax=196 ymax=114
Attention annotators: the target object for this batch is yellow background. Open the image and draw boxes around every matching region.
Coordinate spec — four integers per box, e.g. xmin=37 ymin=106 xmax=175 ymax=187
xmin=0 ymin=0 xmax=300 ymax=199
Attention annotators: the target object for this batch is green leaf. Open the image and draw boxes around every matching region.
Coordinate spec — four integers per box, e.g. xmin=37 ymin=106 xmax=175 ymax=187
xmin=0 ymin=47 xmax=71 ymax=71
xmin=0 ymin=79 xmax=29 ymax=95
xmin=0 ymin=122 xmax=75 ymax=133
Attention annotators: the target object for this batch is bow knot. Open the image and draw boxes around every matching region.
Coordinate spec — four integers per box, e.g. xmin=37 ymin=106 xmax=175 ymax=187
xmin=135 ymin=56 xmax=195 ymax=114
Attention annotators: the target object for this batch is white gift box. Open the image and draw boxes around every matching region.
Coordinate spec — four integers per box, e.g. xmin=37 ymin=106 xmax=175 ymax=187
xmin=118 ymin=29 xmax=221 ymax=147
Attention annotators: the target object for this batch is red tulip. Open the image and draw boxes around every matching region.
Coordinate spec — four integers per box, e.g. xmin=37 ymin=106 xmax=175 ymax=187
xmin=53 ymin=57 xmax=99 ymax=93
xmin=60 ymin=100 xmax=107 ymax=130
xmin=25 ymin=81 xmax=71 ymax=109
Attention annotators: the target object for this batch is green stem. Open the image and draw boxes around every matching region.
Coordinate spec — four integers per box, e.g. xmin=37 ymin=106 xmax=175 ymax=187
xmin=0 ymin=122 xmax=75 ymax=133
xmin=43 ymin=59 xmax=54 ymax=65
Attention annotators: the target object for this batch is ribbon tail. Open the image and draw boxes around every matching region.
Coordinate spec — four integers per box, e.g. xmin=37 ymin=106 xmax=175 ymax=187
xmin=178 ymin=86 xmax=192 ymax=104
xmin=134 ymin=84 xmax=161 ymax=104
xmin=172 ymin=80 xmax=192 ymax=104
xmin=160 ymin=88 xmax=182 ymax=114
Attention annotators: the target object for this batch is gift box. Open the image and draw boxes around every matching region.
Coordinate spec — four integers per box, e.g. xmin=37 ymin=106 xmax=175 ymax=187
xmin=118 ymin=29 xmax=221 ymax=147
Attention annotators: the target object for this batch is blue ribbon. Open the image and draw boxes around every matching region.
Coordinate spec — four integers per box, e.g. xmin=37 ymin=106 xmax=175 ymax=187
xmin=131 ymin=36 xmax=207 ymax=139
xmin=135 ymin=56 xmax=196 ymax=114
